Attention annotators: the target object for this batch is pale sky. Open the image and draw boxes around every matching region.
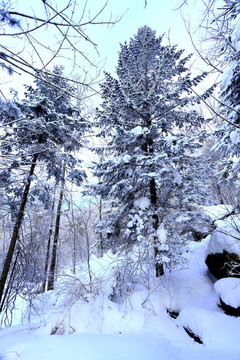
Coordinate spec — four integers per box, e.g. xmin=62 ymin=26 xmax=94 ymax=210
xmin=0 ymin=0 xmax=204 ymax=98
xmin=81 ymin=0 xmax=204 ymax=75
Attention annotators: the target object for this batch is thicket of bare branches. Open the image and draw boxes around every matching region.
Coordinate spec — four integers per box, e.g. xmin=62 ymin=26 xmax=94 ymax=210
xmin=0 ymin=0 xmax=122 ymax=100
xmin=175 ymin=0 xmax=240 ymax=128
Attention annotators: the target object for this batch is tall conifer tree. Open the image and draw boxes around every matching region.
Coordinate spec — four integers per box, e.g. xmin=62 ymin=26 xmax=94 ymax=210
xmin=0 ymin=66 xmax=87 ymax=308
xmin=93 ymin=26 xmax=207 ymax=275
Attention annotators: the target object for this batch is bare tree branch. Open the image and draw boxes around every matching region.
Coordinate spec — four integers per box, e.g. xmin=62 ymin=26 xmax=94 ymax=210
xmin=0 ymin=0 xmax=122 ymax=99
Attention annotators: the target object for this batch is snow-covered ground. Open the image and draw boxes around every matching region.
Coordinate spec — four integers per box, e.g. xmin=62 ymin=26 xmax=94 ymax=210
xmin=0 ymin=208 xmax=240 ymax=360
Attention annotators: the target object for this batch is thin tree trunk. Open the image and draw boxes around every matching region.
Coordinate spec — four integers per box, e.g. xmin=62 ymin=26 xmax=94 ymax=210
xmin=148 ymin=137 xmax=164 ymax=277
xmin=47 ymin=176 xmax=65 ymax=291
xmin=150 ymin=178 xmax=164 ymax=277
xmin=72 ymin=228 xmax=76 ymax=274
xmin=85 ymin=224 xmax=92 ymax=290
xmin=0 ymin=249 xmax=20 ymax=312
xmin=41 ymin=195 xmax=56 ymax=293
xmin=70 ymin=193 xmax=76 ymax=274
xmin=0 ymin=152 xmax=39 ymax=308
xmin=99 ymin=197 xmax=103 ymax=257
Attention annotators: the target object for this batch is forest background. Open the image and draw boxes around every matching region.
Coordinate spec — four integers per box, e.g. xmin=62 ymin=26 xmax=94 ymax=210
xmin=0 ymin=1 xmax=240 ymax=359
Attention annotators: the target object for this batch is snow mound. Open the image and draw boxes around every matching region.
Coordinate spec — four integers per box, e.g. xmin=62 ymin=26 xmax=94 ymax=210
xmin=1 ymin=226 xmax=240 ymax=360
xmin=161 ymin=270 xmax=217 ymax=312
xmin=178 ymin=305 xmax=240 ymax=352
xmin=206 ymin=230 xmax=240 ymax=256
xmin=206 ymin=215 xmax=240 ymax=256
xmin=214 ymin=278 xmax=240 ymax=308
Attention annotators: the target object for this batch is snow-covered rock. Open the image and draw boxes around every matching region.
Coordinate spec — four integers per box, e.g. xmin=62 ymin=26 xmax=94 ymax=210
xmin=214 ymin=277 xmax=240 ymax=309
xmin=178 ymin=305 xmax=240 ymax=348
xmin=214 ymin=278 xmax=240 ymax=316
xmin=205 ymin=215 xmax=240 ymax=279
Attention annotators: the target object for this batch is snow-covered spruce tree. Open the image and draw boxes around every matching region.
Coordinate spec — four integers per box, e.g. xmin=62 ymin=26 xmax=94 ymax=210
xmin=93 ymin=26 xmax=210 ymax=277
xmin=212 ymin=3 xmax=240 ymax=204
xmin=0 ymin=65 xmax=87 ymax=309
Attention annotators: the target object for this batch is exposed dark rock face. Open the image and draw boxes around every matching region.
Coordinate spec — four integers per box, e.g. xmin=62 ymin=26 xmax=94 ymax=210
xmin=191 ymin=229 xmax=210 ymax=242
xmin=183 ymin=327 xmax=203 ymax=344
xmin=167 ymin=309 xmax=179 ymax=319
xmin=205 ymin=250 xmax=240 ymax=279
xmin=218 ymin=298 xmax=240 ymax=317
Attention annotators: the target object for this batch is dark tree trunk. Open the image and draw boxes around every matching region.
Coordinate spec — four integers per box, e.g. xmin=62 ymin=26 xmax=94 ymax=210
xmin=47 ymin=185 xmax=64 ymax=291
xmin=71 ymin=195 xmax=76 ymax=274
xmin=72 ymin=228 xmax=76 ymax=275
xmin=0 ymin=250 xmax=20 ymax=312
xmin=41 ymin=196 xmax=56 ymax=293
xmin=99 ymin=198 xmax=103 ymax=257
xmin=154 ymin=245 xmax=164 ymax=277
xmin=152 ymin=210 xmax=164 ymax=277
xmin=150 ymin=178 xmax=157 ymax=205
xmin=148 ymin=137 xmax=164 ymax=277
xmin=0 ymin=152 xmax=39 ymax=308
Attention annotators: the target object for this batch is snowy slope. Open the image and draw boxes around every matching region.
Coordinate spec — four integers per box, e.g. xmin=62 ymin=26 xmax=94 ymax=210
xmin=0 ymin=209 xmax=240 ymax=360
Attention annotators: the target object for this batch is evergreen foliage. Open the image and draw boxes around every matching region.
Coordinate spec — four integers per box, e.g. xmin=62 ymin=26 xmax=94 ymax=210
xmin=213 ymin=3 xmax=240 ymax=193
xmin=0 ymin=65 xmax=87 ymax=195
xmin=0 ymin=5 xmax=20 ymax=75
xmin=93 ymin=26 xmax=210 ymax=274
xmin=0 ymin=65 xmax=88 ymax=308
